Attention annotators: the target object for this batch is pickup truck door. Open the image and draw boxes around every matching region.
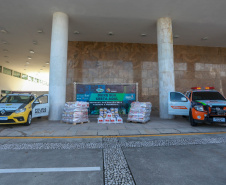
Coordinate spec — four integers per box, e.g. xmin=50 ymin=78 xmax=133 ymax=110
xmin=32 ymin=94 xmax=49 ymax=118
xmin=168 ymin=92 xmax=190 ymax=116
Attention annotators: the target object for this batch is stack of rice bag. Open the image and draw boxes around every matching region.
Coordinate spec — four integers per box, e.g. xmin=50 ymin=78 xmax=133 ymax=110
xmin=98 ymin=108 xmax=123 ymax=124
xmin=127 ymin=102 xmax=152 ymax=123
xmin=62 ymin=102 xmax=89 ymax=124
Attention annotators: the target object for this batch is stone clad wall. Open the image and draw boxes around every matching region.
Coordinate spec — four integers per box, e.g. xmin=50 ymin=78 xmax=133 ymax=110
xmin=67 ymin=42 xmax=226 ymax=111
xmin=174 ymin=45 xmax=226 ymax=96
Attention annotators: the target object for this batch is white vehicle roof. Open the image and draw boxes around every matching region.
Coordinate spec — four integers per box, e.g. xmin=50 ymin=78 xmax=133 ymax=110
xmin=7 ymin=94 xmax=34 ymax=96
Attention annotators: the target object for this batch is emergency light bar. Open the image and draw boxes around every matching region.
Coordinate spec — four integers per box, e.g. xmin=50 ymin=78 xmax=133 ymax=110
xmin=191 ymin=87 xmax=215 ymax=90
xmin=191 ymin=87 xmax=201 ymax=90
xmin=205 ymin=87 xmax=215 ymax=90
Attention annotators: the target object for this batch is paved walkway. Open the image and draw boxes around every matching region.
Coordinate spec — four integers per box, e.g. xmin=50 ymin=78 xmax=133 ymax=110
xmin=0 ymin=114 xmax=226 ymax=137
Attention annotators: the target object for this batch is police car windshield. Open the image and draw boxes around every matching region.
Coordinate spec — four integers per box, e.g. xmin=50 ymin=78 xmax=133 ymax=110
xmin=192 ymin=92 xmax=225 ymax=101
xmin=0 ymin=95 xmax=31 ymax=103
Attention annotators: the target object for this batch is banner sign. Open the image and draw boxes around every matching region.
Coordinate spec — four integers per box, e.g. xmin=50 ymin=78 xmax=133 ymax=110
xmin=75 ymin=84 xmax=137 ymax=115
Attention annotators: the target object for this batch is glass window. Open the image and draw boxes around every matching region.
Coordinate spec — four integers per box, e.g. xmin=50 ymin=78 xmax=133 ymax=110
xmin=0 ymin=95 xmax=31 ymax=103
xmin=22 ymin=74 xmax=28 ymax=80
xmin=3 ymin=67 xmax=12 ymax=76
xmin=34 ymin=78 xmax=38 ymax=83
xmin=28 ymin=76 xmax=34 ymax=81
xmin=37 ymin=95 xmax=48 ymax=104
xmin=0 ymin=66 xmax=2 ymax=73
xmin=192 ymin=92 xmax=225 ymax=101
xmin=170 ymin=92 xmax=187 ymax=102
xmin=13 ymin=71 xmax=21 ymax=78
xmin=185 ymin=92 xmax=191 ymax=99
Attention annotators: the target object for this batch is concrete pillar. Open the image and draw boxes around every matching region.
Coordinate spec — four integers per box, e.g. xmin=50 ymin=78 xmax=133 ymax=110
xmin=157 ymin=17 xmax=175 ymax=119
xmin=49 ymin=12 xmax=68 ymax=120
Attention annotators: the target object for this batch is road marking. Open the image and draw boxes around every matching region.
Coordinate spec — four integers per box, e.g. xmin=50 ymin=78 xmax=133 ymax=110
xmin=0 ymin=131 xmax=226 ymax=139
xmin=0 ymin=167 xmax=101 ymax=173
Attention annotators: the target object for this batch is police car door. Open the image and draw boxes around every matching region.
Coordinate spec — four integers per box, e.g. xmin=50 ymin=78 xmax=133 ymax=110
xmin=32 ymin=94 xmax=49 ymax=118
xmin=168 ymin=92 xmax=190 ymax=116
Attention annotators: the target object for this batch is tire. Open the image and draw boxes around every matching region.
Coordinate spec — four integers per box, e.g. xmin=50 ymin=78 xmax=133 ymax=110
xmin=189 ymin=110 xmax=198 ymax=126
xmin=25 ymin=113 xmax=32 ymax=126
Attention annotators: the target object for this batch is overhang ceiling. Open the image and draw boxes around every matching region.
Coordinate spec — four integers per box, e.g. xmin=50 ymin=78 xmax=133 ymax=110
xmin=1 ymin=0 xmax=226 ymax=81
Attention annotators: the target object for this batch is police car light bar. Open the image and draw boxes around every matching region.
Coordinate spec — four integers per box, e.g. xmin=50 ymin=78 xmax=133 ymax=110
xmin=205 ymin=87 xmax=215 ymax=90
xmin=191 ymin=87 xmax=202 ymax=90
xmin=191 ymin=87 xmax=215 ymax=90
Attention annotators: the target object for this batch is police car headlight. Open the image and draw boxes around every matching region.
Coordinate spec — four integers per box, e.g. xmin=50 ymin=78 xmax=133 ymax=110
xmin=15 ymin=108 xmax=26 ymax=113
xmin=194 ymin=105 xmax=204 ymax=112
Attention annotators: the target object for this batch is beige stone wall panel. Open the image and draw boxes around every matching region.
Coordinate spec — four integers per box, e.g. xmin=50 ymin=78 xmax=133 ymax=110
xmin=67 ymin=41 xmax=226 ymax=111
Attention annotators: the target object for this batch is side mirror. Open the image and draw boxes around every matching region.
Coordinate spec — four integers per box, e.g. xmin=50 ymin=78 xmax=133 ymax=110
xmin=181 ymin=97 xmax=187 ymax=102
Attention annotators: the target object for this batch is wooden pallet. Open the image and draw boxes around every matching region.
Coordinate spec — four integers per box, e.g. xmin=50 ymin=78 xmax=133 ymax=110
xmin=63 ymin=120 xmax=89 ymax=125
xmin=127 ymin=120 xmax=149 ymax=124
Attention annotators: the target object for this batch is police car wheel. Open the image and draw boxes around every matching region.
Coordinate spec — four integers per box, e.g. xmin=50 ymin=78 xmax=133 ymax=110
xmin=25 ymin=113 xmax=32 ymax=126
xmin=189 ymin=110 xmax=198 ymax=126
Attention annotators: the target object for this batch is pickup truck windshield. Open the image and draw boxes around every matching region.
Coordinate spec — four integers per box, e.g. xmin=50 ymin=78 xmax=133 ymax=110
xmin=0 ymin=95 xmax=32 ymax=104
xmin=192 ymin=92 xmax=226 ymax=101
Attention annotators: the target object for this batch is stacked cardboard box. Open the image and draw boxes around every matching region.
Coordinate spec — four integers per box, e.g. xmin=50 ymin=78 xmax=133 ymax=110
xmin=127 ymin=102 xmax=152 ymax=123
xmin=98 ymin=108 xmax=123 ymax=124
xmin=62 ymin=102 xmax=89 ymax=124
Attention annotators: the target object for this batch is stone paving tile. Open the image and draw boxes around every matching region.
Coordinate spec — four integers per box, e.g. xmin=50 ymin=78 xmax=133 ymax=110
xmin=51 ymin=130 xmax=76 ymax=137
xmin=0 ymin=130 xmax=16 ymax=136
xmin=68 ymin=126 xmax=89 ymax=131
xmin=98 ymin=130 xmax=119 ymax=136
xmin=156 ymin=128 xmax=181 ymax=134
xmin=89 ymin=125 xmax=108 ymax=130
xmin=144 ymin=124 xmax=175 ymax=129
xmin=118 ymin=130 xmax=141 ymax=135
xmin=176 ymin=128 xmax=200 ymax=133
xmin=125 ymin=125 xmax=146 ymax=130
xmin=76 ymin=130 xmax=98 ymax=136
xmin=138 ymin=129 xmax=161 ymax=135
xmin=195 ymin=127 xmax=226 ymax=133
xmin=107 ymin=124 xmax=127 ymax=130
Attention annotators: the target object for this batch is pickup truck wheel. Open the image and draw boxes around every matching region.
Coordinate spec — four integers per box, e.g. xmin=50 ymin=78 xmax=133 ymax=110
xmin=25 ymin=113 xmax=32 ymax=126
xmin=189 ymin=110 xmax=198 ymax=126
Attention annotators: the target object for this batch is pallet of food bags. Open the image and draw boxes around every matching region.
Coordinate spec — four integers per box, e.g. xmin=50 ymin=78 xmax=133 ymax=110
xmin=98 ymin=107 xmax=123 ymax=123
xmin=127 ymin=102 xmax=152 ymax=123
xmin=62 ymin=101 xmax=89 ymax=124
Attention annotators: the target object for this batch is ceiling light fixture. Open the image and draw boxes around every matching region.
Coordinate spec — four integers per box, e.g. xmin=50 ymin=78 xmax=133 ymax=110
xmin=43 ymin=65 xmax=46 ymax=67
xmin=46 ymin=62 xmax=49 ymax=64
xmin=173 ymin=35 xmax=180 ymax=38
xmin=29 ymin=50 xmax=34 ymax=54
xmin=33 ymin=41 xmax=37 ymax=45
xmin=40 ymin=69 xmax=43 ymax=71
xmin=0 ymin=29 xmax=7 ymax=33
xmin=201 ymin=37 xmax=208 ymax=40
xmin=4 ymin=56 xmax=8 ymax=58
xmin=28 ymin=57 xmax=32 ymax=59
xmin=141 ymin=33 xmax=147 ymax=37
xmin=108 ymin=32 xmax=114 ymax=36
xmin=37 ymin=29 xmax=43 ymax=33
xmin=73 ymin=31 xmax=80 ymax=34
xmin=26 ymin=62 xmax=30 ymax=64
xmin=2 ymin=41 xmax=7 ymax=44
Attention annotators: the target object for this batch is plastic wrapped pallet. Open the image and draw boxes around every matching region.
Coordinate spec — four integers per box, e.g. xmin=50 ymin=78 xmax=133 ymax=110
xmin=98 ymin=107 xmax=123 ymax=123
xmin=62 ymin=101 xmax=89 ymax=124
xmin=127 ymin=102 xmax=152 ymax=123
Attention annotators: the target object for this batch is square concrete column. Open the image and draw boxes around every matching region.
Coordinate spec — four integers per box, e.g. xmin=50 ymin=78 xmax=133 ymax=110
xmin=49 ymin=12 xmax=68 ymax=120
xmin=157 ymin=17 xmax=175 ymax=119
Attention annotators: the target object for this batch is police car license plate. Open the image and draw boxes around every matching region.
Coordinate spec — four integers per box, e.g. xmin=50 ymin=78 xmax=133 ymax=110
xmin=0 ymin=117 xmax=8 ymax=120
xmin=213 ymin=117 xmax=225 ymax=122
